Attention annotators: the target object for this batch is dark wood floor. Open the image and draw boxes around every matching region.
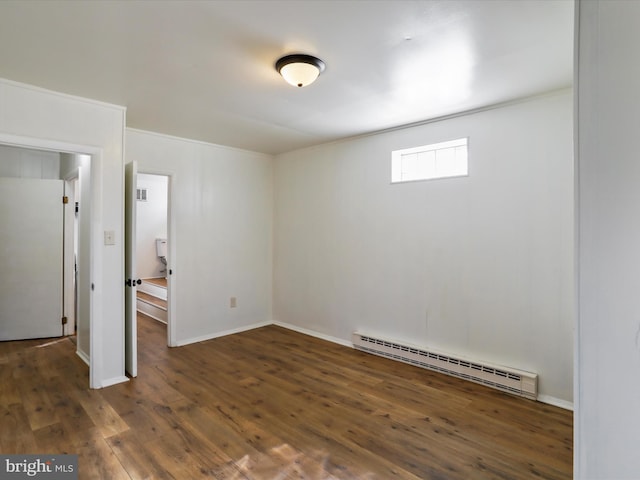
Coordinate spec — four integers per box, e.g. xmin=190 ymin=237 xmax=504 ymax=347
xmin=0 ymin=315 xmax=572 ymax=479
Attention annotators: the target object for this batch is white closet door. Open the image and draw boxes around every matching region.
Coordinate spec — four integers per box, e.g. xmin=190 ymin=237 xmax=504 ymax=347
xmin=0 ymin=178 xmax=63 ymax=340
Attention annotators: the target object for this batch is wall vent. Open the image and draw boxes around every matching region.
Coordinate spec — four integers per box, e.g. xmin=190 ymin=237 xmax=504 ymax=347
xmin=352 ymin=332 xmax=537 ymax=400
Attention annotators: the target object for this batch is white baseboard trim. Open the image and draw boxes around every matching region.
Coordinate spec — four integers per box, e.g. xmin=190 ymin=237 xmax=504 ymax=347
xmin=99 ymin=376 xmax=130 ymax=389
xmin=76 ymin=349 xmax=90 ymax=367
xmin=537 ymin=394 xmax=574 ymax=411
xmin=272 ymin=321 xmax=352 ymax=348
xmin=175 ymin=321 xmax=272 ymax=347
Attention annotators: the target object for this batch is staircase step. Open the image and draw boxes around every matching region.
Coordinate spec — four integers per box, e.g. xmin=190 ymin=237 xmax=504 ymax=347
xmin=137 ymin=278 xmax=168 ymax=324
xmin=137 ymin=291 xmax=167 ymax=310
xmin=139 ymin=280 xmax=167 ymax=301
xmin=137 ymin=301 xmax=167 ymax=324
xmin=144 ymin=277 xmax=167 ymax=288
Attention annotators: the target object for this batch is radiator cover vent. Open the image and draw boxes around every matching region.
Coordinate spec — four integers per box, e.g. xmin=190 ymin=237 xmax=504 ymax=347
xmin=352 ymin=332 xmax=537 ymax=400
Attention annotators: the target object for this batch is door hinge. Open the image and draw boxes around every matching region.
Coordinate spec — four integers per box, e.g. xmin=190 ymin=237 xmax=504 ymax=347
xmin=62 ymin=196 xmax=69 ymax=204
xmin=61 ymin=316 xmax=68 ymax=325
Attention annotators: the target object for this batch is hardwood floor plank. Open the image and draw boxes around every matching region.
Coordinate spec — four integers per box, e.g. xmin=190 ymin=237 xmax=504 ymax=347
xmin=208 ymin=325 xmax=572 ymax=479
xmin=232 ymin=447 xmax=319 ymax=480
xmin=107 ymin=430 xmax=178 ymax=480
xmin=171 ymin=401 xmax=270 ymax=463
xmin=201 ymin=334 xmax=503 ymax=477
xmin=187 ymin=370 xmax=431 ymax=478
xmin=249 ymin=373 xmax=466 ymax=478
xmin=1 ymin=316 xmax=572 ymax=479
xmin=74 ymin=428 xmax=131 ymax=480
xmin=0 ymin=360 xmax=20 ymax=405
xmin=46 ymin=375 xmax=97 ymax=446
xmin=17 ymin=380 xmax=60 ymax=431
xmin=150 ymin=342 xmax=423 ymax=478
xmin=33 ymin=422 xmax=72 ymax=454
xmin=0 ymin=403 xmax=39 ymax=453
xmin=76 ymin=389 xmax=130 ymax=439
xmin=100 ymin=368 xmax=188 ymax=421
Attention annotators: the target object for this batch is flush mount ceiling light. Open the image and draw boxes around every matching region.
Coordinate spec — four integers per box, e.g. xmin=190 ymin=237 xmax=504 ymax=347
xmin=276 ymin=54 xmax=326 ymax=88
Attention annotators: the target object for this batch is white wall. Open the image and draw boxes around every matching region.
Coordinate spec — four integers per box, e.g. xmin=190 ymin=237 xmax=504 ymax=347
xmin=0 ymin=79 xmax=126 ymax=388
xmin=0 ymin=144 xmax=60 ymax=178
xmin=274 ymin=91 xmax=574 ymax=404
xmin=126 ymin=129 xmax=273 ymax=345
xmin=136 ymin=173 xmax=168 ymax=279
xmin=576 ymin=1 xmax=640 ymax=477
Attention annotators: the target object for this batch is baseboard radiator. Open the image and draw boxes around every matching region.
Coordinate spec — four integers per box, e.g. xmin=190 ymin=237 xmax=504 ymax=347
xmin=352 ymin=332 xmax=537 ymax=400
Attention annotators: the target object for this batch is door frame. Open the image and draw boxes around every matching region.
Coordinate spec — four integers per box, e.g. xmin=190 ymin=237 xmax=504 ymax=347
xmin=63 ymin=174 xmax=77 ymax=337
xmin=0 ymin=132 xmax=104 ymax=389
xmin=136 ymin=168 xmax=176 ymax=348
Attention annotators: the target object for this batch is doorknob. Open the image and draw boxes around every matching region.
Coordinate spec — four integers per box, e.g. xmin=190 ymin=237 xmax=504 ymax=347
xmin=136 ymin=279 xmax=142 ymax=285
xmin=125 ymin=278 xmax=142 ymax=287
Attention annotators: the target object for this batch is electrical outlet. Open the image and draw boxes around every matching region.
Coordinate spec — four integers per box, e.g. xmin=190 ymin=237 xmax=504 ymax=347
xmin=230 ymin=297 xmax=237 ymax=308
xmin=104 ymin=230 xmax=115 ymax=246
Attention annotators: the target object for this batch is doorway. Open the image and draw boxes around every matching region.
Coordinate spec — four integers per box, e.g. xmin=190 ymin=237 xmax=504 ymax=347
xmin=135 ymin=173 xmax=170 ymax=331
xmin=0 ymin=135 xmax=102 ymax=388
xmin=124 ymin=164 xmax=174 ymax=377
xmin=0 ymin=144 xmax=92 ymax=356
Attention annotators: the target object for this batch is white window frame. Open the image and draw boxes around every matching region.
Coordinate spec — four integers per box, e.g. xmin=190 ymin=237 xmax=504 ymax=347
xmin=391 ymin=137 xmax=468 ymax=183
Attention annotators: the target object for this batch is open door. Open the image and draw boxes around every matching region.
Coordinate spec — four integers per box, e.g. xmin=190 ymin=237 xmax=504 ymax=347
xmin=124 ymin=161 xmax=138 ymax=377
xmin=0 ymin=178 xmax=64 ymax=340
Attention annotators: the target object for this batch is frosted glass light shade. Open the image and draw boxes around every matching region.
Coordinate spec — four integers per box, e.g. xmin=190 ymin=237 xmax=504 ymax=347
xmin=280 ymin=62 xmax=320 ymax=87
xmin=276 ymin=54 xmax=325 ymax=88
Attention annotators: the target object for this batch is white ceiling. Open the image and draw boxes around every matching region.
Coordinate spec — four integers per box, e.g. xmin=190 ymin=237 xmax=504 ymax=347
xmin=0 ymin=0 xmax=573 ymax=155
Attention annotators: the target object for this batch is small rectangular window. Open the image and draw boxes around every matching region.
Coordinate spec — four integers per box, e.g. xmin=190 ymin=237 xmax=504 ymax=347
xmin=391 ymin=137 xmax=468 ymax=183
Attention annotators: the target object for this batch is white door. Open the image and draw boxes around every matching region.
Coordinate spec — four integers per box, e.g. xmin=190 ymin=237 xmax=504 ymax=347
xmin=124 ymin=161 xmax=138 ymax=377
xmin=0 ymin=178 xmax=64 ymax=340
